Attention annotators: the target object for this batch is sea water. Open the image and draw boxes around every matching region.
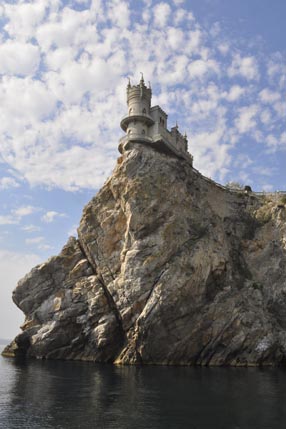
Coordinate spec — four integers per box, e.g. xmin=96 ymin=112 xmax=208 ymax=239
xmin=1 ymin=347 xmax=286 ymax=429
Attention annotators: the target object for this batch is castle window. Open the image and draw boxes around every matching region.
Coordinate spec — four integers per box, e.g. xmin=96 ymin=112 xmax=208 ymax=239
xmin=142 ymin=129 xmax=145 ymax=135
xmin=129 ymin=108 xmax=133 ymax=115
xmin=142 ymin=108 xmax=146 ymax=114
xmin=128 ymin=129 xmax=131 ymax=134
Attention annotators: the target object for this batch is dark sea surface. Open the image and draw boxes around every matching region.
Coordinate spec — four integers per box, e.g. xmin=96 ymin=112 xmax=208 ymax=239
xmin=1 ymin=349 xmax=286 ymax=429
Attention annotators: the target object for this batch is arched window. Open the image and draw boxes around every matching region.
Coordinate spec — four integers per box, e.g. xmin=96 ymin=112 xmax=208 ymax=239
xmin=142 ymin=129 xmax=145 ymax=135
xmin=129 ymin=108 xmax=133 ymax=115
xmin=142 ymin=108 xmax=146 ymax=114
xmin=128 ymin=129 xmax=131 ymax=134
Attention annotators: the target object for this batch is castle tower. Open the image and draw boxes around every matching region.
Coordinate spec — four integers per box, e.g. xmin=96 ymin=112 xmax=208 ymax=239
xmin=120 ymin=75 xmax=154 ymax=138
xmin=119 ymin=76 xmax=193 ymax=165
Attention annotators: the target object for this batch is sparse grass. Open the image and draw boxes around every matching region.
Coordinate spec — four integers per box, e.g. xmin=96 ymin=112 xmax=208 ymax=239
xmin=255 ymin=205 xmax=272 ymax=223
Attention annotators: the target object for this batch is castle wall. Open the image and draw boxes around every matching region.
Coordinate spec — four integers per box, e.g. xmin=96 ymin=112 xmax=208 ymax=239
xmin=149 ymin=106 xmax=168 ymax=139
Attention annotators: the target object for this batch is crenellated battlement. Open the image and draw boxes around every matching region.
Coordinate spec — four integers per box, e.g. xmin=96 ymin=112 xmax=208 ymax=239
xmin=127 ymin=79 xmax=152 ymax=105
xmin=170 ymin=125 xmax=188 ymax=153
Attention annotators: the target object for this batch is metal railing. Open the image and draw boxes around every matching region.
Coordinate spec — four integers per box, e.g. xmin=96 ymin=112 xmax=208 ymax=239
xmin=191 ymin=166 xmax=286 ymax=197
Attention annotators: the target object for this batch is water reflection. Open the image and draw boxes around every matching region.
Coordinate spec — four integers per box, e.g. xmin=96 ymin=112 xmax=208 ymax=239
xmin=1 ymin=357 xmax=286 ymax=429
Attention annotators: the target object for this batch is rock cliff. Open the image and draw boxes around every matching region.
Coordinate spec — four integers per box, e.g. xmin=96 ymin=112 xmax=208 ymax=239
xmin=3 ymin=143 xmax=286 ymax=366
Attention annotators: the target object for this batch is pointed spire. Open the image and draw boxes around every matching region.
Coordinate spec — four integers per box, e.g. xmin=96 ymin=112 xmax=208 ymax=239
xmin=140 ymin=72 xmax=144 ymax=85
xmin=127 ymin=77 xmax=131 ymax=87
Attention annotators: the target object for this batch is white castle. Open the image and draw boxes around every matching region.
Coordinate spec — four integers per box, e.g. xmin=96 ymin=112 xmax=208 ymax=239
xmin=119 ymin=75 xmax=193 ymax=164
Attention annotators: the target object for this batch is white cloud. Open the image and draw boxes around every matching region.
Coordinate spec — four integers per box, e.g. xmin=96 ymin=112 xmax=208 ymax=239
xmin=209 ymin=22 xmax=221 ymax=38
xmin=273 ymin=101 xmax=286 ymax=118
xmin=228 ymin=54 xmax=259 ymax=80
xmin=12 ymin=205 xmax=38 ymax=217
xmin=252 ymin=166 xmax=274 ymax=177
xmin=0 ymin=205 xmax=38 ymax=225
xmin=233 ymin=154 xmax=253 ymax=169
xmin=44 ymin=47 xmax=76 ymax=71
xmin=25 ymin=236 xmax=44 ymax=245
xmin=0 ymin=215 xmax=18 ymax=225
xmin=0 ymin=176 xmax=20 ymax=190
xmin=186 ymin=29 xmax=202 ymax=54
xmin=142 ymin=9 xmax=151 ymax=23
xmin=25 ymin=236 xmax=54 ymax=251
xmin=22 ymin=224 xmax=41 ymax=233
xmin=41 ymin=210 xmax=66 ymax=223
xmin=0 ymin=42 xmax=40 ymax=76
xmin=235 ymin=105 xmax=259 ymax=134
xmin=191 ymin=98 xmax=219 ymax=116
xmin=142 ymin=0 xmax=153 ymax=6
xmin=153 ymin=2 xmax=171 ymax=28
xmin=38 ymin=243 xmax=54 ymax=251
xmin=35 ymin=6 xmax=90 ymax=51
xmin=260 ymin=109 xmax=272 ymax=125
xmin=7 ymin=143 xmax=116 ymax=191
xmin=188 ymin=59 xmax=219 ymax=79
xmin=266 ymin=133 xmax=286 ymax=152
xmin=225 ymin=85 xmax=245 ymax=102
xmin=218 ymin=43 xmax=229 ymax=55
xmin=265 ymin=134 xmax=278 ymax=150
xmin=0 ymin=77 xmax=57 ymax=128
xmin=190 ymin=108 xmax=232 ymax=181
xmin=267 ymin=59 xmax=284 ymax=79
xmin=3 ymin=1 xmax=47 ymax=41
xmin=167 ymin=27 xmax=184 ymax=50
xmin=107 ymin=1 xmax=130 ymax=28
xmin=280 ymin=132 xmax=286 ymax=145
xmin=173 ymin=8 xmax=186 ymax=24
xmin=259 ymin=88 xmax=281 ymax=103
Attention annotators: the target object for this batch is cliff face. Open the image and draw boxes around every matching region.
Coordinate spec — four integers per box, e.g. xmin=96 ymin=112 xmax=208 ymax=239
xmin=4 ymin=143 xmax=286 ymax=365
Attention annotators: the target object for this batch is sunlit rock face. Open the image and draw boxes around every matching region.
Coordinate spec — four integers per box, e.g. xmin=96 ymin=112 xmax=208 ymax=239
xmin=3 ymin=143 xmax=286 ymax=366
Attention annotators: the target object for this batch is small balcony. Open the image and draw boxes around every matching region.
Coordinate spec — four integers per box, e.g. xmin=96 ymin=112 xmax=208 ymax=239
xmin=120 ymin=113 xmax=154 ymax=131
xmin=119 ymin=134 xmax=153 ymax=146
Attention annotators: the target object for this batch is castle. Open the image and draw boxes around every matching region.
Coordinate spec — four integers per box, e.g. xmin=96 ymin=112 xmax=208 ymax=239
xmin=119 ymin=75 xmax=193 ymax=164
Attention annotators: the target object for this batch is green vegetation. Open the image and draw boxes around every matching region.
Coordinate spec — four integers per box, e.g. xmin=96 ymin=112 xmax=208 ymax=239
xmin=254 ymin=203 xmax=272 ymax=224
xmin=252 ymin=282 xmax=263 ymax=291
xmin=279 ymin=195 xmax=286 ymax=205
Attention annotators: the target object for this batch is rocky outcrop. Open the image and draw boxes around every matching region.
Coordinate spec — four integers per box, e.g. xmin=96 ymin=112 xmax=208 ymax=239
xmin=3 ymin=143 xmax=286 ymax=366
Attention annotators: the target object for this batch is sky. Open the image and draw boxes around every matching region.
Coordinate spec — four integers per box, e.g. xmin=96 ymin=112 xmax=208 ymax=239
xmin=0 ymin=0 xmax=285 ymax=339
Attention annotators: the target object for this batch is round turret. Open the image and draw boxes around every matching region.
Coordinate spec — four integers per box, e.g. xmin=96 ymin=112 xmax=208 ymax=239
xmin=120 ymin=75 xmax=154 ymax=135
